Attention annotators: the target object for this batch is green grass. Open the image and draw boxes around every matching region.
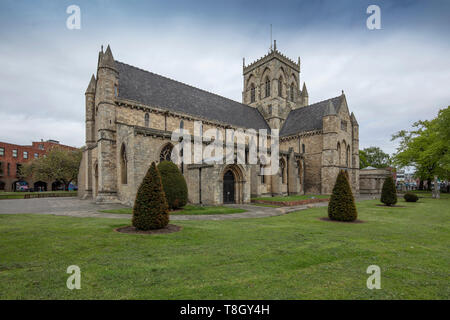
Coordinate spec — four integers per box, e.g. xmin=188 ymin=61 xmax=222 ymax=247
xmin=0 ymin=196 xmax=449 ymax=299
xmin=252 ymin=194 xmax=329 ymax=202
xmin=0 ymin=191 xmax=77 ymax=199
xmin=99 ymin=205 xmax=246 ymax=215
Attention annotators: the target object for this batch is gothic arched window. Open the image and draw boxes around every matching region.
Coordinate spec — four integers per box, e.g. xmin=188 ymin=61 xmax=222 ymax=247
xmin=120 ymin=144 xmax=127 ymax=184
xmin=144 ymin=113 xmax=149 ymax=127
xmin=337 ymin=142 xmax=341 ymax=165
xmin=180 ymin=120 xmax=184 ymax=130
xmin=160 ymin=144 xmax=174 ymax=162
xmin=302 ymin=144 xmax=306 ymax=153
xmin=265 ymin=77 xmax=271 ymax=98
xmin=278 ymin=77 xmax=282 ymax=97
xmin=290 ymin=83 xmax=295 ymax=102
xmin=250 ymin=84 xmax=256 ymax=103
xmin=342 ymin=141 xmax=347 ymax=166
xmin=346 ymin=145 xmax=350 ymax=167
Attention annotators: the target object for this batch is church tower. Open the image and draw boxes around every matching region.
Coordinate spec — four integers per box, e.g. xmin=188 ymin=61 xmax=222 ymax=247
xmin=242 ymin=41 xmax=308 ymax=130
xmin=94 ymin=45 xmax=120 ymax=203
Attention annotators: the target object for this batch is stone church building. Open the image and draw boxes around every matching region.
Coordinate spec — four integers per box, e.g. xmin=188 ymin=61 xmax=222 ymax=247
xmin=77 ymin=44 xmax=359 ymax=205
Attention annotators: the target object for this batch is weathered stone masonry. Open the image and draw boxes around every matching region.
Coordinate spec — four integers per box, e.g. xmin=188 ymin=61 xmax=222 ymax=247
xmin=78 ymin=44 xmax=360 ymax=206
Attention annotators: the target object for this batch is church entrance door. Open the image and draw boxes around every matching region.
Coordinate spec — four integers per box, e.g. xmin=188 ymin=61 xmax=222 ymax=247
xmin=223 ymin=170 xmax=235 ymax=204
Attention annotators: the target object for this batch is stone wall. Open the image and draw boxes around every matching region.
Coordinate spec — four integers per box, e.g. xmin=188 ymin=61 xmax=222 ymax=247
xmin=360 ymin=168 xmax=391 ymax=194
xmin=77 ymin=47 xmax=361 ymax=206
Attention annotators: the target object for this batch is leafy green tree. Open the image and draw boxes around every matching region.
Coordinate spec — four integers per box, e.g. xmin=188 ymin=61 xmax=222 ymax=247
xmin=132 ymin=162 xmax=169 ymax=230
xmin=380 ymin=176 xmax=397 ymax=206
xmin=359 ymin=150 xmax=369 ymax=169
xmin=392 ymin=106 xmax=450 ymax=189
xmin=328 ymin=170 xmax=358 ymax=222
xmin=20 ymin=148 xmax=81 ymax=190
xmin=359 ymin=147 xmax=391 ymax=169
xmin=157 ymin=161 xmax=188 ymax=209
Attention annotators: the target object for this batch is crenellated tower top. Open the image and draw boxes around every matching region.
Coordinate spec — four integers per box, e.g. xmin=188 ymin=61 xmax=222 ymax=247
xmin=242 ymin=41 xmax=308 ymax=129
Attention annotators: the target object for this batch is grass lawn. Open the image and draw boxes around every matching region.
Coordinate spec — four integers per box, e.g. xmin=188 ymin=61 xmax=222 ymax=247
xmin=0 ymin=195 xmax=449 ymax=299
xmin=99 ymin=205 xmax=247 ymax=215
xmin=252 ymin=194 xmax=329 ymax=202
xmin=0 ymin=191 xmax=77 ymax=199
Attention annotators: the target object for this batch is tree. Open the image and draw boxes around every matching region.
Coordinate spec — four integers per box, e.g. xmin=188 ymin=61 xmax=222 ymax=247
xmin=359 ymin=150 xmax=369 ymax=169
xmin=20 ymin=148 xmax=81 ymax=190
xmin=359 ymin=147 xmax=391 ymax=169
xmin=380 ymin=176 xmax=397 ymax=206
xmin=157 ymin=161 xmax=188 ymax=209
xmin=328 ymin=170 xmax=358 ymax=222
xmin=132 ymin=162 xmax=169 ymax=230
xmin=392 ymin=106 xmax=450 ymax=191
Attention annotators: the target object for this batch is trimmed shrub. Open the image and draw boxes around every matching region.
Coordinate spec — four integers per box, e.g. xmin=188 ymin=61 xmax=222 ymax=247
xmin=157 ymin=161 xmax=188 ymax=209
xmin=404 ymin=192 xmax=419 ymax=202
xmin=381 ymin=176 xmax=397 ymax=206
xmin=328 ymin=170 xmax=358 ymax=222
xmin=132 ymin=162 xmax=169 ymax=230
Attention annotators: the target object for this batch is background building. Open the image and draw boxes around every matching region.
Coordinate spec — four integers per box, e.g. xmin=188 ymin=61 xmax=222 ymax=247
xmin=0 ymin=139 xmax=78 ymax=192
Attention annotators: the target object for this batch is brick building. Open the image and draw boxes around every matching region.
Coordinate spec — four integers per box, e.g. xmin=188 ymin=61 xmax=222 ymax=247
xmin=0 ymin=139 xmax=78 ymax=192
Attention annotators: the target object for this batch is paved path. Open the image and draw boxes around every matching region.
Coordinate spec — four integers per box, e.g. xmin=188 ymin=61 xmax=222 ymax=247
xmin=0 ymin=196 xmax=375 ymax=221
xmin=0 ymin=197 xmax=332 ymax=220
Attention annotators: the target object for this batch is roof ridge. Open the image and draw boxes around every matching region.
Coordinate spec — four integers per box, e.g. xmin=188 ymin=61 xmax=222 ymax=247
xmin=287 ymin=95 xmax=341 ymax=115
xmin=115 ymin=60 xmax=258 ymax=112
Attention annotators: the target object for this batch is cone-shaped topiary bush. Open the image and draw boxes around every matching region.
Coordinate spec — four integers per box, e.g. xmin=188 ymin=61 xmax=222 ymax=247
xmin=381 ymin=176 xmax=397 ymax=206
xmin=157 ymin=160 xmax=188 ymax=210
xmin=328 ymin=170 xmax=358 ymax=222
xmin=132 ymin=162 xmax=169 ymax=230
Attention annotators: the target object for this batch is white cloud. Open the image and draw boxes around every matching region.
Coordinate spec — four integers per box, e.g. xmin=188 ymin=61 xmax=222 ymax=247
xmin=0 ymin=21 xmax=449 ymax=156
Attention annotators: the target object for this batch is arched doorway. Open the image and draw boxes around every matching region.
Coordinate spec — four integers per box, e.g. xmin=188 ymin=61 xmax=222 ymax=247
xmin=34 ymin=181 xmax=47 ymax=192
xmin=222 ymin=165 xmax=245 ymax=204
xmin=120 ymin=144 xmax=127 ymax=184
xmin=223 ymin=170 xmax=235 ymax=204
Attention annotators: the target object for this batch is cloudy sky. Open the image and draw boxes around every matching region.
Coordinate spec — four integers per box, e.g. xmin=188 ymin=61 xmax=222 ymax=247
xmin=0 ymin=0 xmax=449 ymax=155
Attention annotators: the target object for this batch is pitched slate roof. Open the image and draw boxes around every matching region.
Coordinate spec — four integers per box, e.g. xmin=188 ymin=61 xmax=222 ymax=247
xmin=115 ymin=61 xmax=270 ymax=130
xmin=280 ymin=96 xmax=342 ymax=136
